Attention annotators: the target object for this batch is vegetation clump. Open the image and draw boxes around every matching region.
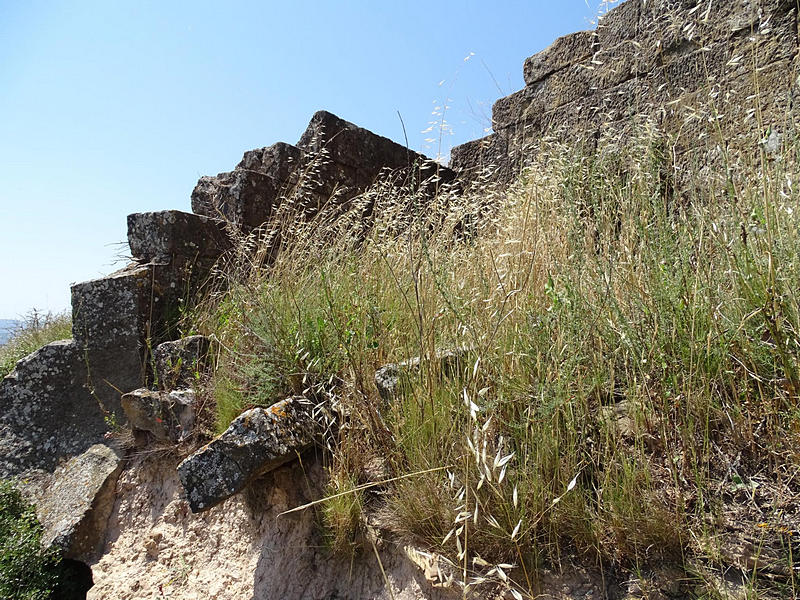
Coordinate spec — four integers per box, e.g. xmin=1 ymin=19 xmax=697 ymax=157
xmin=0 ymin=480 xmax=62 ymax=600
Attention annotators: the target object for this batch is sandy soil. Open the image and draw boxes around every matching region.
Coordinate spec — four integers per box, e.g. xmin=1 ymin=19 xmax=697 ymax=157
xmin=88 ymin=449 xmax=460 ymax=600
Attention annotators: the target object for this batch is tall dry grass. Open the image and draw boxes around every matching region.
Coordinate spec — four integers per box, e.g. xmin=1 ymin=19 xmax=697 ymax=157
xmin=188 ymin=113 xmax=800 ymax=596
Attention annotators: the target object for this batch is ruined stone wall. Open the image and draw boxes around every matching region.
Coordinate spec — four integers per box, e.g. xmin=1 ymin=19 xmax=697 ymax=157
xmin=450 ymin=0 xmax=799 ymax=188
xmin=0 ymin=111 xmax=452 ymax=483
xmin=3 ymin=6 xmax=800 ymax=594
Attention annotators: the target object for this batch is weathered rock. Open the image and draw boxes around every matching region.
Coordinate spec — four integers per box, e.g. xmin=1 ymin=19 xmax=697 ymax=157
xmin=121 ymin=388 xmax=196 ymax=441
xmin=33 ymin=443 xmax=123 ymax=562
xmin=127 ymin=210 xmax=231 ymax=266
xmin=0 ymin=340 xmax=107 ymax=478
xmin=192 ymin=110 xmax=456 ymax=231
xmin=191 ymin=142 xmax=304 ymax=229
xmin=90 ymin=453 xmax=461 ymax=600
xmin=1 ymin=259 xmax=184 ymax=479
xmin=177 ymin=397 xmax=328 ymax=512
xmin=154 ymin=335 xmax=211 ymax=390
xmin=375 ymin=347 xmax=473 ymax=401
xmin=449 ymin=133 xmax=513 ymax=185
xmin=596 ymin=0 xmax=640 ymax=48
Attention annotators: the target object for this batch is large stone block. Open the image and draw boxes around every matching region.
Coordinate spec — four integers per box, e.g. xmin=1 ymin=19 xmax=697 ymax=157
xmin=121 ymin=388 xmax=195 ymax=441
xmin=192 ymin=111 xmax=456 ymax=231
xmin=449 ymin=133 xmax=513 ymax=185
xmin=596 ymin=0 xmax=640 ymax=49
xmin=71 ymin=265 xmax=153 ymax=410
xmin=34 ymin=443 xmax=123 ymax=562
xmin=0 ymin=340 xmax=107 ymax=477
xmin=191 ymin=142 xmax=303 ymax=229
xmin=177 ymin=397 xmax=328 ymax=512
xmin=71 ymin=264 xmax=152 ymax=351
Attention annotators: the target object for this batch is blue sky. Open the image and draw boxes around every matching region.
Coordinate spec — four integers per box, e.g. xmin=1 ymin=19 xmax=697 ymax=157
xmin=0 ymin=0 xmax=609 ymax=318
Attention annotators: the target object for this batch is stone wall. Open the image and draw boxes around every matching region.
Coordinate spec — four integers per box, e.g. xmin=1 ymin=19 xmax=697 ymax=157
xmin=2 ymin=3 xmax=798 ymax=595
xmin=450 ymin=0 xmax=799 ymax=188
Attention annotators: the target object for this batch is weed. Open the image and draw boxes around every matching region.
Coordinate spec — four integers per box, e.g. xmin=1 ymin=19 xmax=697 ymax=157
xmin=0 ymin=480 xmax=62 ymax=599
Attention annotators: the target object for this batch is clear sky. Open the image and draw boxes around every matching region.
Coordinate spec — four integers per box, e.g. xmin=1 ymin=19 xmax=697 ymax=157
xmin=0 ymin=0 xmax=609 ymax=318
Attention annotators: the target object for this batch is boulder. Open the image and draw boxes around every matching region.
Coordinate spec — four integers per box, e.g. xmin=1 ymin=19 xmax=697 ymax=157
xmin=121 ymin=388 xmax=196 ymax=442
xmin=177 ymin=397 xmax=329 ymax=512
xmin=192 ymin=111 xmax=456 ymax=231
xmin=154 ymin=335 xmax=211 ymax=390
xmin=33 ymin=443 xmax=124 ymax=562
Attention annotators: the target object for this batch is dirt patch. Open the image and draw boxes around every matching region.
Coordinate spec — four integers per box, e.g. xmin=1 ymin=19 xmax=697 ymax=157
xmin=88 ymin=450 xmax=459 ymax=600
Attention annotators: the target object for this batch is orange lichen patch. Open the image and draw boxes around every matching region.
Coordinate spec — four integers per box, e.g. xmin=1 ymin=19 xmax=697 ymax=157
xmin=269 ymin=404 xmax=287 ymax=419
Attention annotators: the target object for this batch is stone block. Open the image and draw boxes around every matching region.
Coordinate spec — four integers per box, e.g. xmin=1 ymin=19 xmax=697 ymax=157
xmin=34 ymin=443 xmax=123 ymax=562
xmin=523 ymin=30 xmax=598 ymax=85
xmin=154 ymin=335 xmax=211 ymax=390
xmin=71 ymin=264 xmax=152 ymax=351
xmin=0 ymin=340 xmax=107 ymax=477
xmin=596 ymin=0 xmax=640 ymax=49
xmin=191 ymin=142 xmax=303 ymax=229
xmin=192 ymin=111 xmax=456 ymax=231
xmin=127 ymin=210 xmax=231 ymax=266
xmin=121 ymin=388 xmax=195 ymax=441
xmin=71 ymin=265 xmax=153 ymax=409
xmin=449 ymin=133 xmax=513 ymax=185
xmin=177 ymin=397 xmax=329 ymax=512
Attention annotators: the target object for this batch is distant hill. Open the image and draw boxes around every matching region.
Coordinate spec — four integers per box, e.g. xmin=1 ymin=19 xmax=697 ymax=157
xmin=0 ymin=320 xmax=21 ymax=346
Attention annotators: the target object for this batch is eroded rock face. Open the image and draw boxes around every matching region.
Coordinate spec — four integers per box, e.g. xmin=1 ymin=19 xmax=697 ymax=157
xmin=121 ymin=388 xmax=195 ymax=442
xmin=192 ymin=110 xmax=456 ymax=230
xmin=89 ymin=453 xmax=459 ymax=600
xmin=177 ymin=397 xmax=329 ymax=512
xmin=33 ymin=443 xmax=124 ymax=562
